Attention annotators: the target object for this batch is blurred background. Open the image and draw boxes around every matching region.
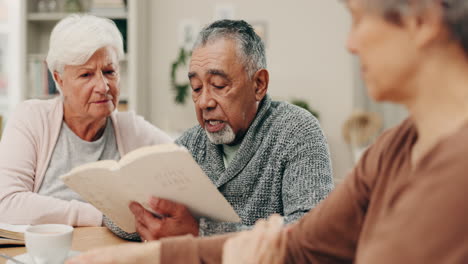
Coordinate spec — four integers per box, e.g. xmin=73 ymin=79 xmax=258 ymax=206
xmin=0 ymin=0 xmax=407 ymax=182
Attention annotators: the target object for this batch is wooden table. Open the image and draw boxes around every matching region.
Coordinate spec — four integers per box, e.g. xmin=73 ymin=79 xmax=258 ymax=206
xmin=0 ymin=227 xmax=133 ymax=264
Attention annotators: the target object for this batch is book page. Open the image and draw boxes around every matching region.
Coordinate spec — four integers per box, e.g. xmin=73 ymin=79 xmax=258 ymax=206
xmin=115 ymin=149 xmax=240 ymax=232
xmin=62 ymin=144 xmax=240 ymax=233
xmin=118 ymin=143 xmax=186 ymax=167
xmin=61 ymin=167 xmax=125 ymax=221
xmin=0 ymin=223 xmax=29 ymax=233
xmin=0 ymin=223 xmax=28 ymax=241
xmin=67 ymin=160 xmax=118 ymax=174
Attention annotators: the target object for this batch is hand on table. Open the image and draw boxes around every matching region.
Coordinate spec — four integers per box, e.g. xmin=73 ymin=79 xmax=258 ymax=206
xmin=65 ymin=241 xmax=160 ymax=264
xmin=223 ymin=214 xmax=286 ymax=264
xmin=129 ymin=197 xmax=199 ymax=241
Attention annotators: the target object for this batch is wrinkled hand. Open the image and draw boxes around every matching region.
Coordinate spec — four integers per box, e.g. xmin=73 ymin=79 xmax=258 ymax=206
xmin=223 ymin=214 xmax=286 ymax=264
xmin=129 ymin=197 xmax=199 ymax=241
xmin=65 ymin=241 xmax=160 ymax=264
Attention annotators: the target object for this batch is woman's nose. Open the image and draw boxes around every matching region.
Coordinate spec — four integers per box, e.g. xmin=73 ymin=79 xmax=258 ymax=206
xmin=346 ymin=31 xmax=359 ymax=55
xmin=95 ymin=73 xmax=110 ymax=93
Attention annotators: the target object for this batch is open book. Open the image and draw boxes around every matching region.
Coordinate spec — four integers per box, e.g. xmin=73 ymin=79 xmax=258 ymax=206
xmin=0 ymin=223 xmax=28 ymax=245
xmin=61 ymin=144 xmax=240 ymax=233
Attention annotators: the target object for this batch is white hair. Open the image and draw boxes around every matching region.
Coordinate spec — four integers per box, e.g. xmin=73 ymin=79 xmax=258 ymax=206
xmin=46 ymin=14 xmax=124 ymax=92
xmin=205 ymin=124 xmax=236 ymax=145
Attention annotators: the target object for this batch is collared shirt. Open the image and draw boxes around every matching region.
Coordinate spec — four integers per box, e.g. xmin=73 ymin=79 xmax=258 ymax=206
xmin=222 ymin=143 xmax=241 ymax=167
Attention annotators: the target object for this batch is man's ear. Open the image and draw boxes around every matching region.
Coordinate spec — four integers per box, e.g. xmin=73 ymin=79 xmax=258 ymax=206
xmin=253 ymin=69 xmax=269 ymax=101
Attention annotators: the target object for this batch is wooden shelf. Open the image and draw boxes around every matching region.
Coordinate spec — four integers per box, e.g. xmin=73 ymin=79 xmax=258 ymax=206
xmin=28 ymin=11 xmax=128 ymax=21
xmin=28 ymin=53 xmax=128 ymax=62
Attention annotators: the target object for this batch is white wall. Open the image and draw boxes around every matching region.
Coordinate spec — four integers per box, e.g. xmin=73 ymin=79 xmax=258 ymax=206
xmin=149 ymin=0 xmax=355 ymax=181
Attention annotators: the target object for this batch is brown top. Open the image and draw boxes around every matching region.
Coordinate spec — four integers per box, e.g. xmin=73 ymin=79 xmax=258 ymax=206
xmin=161 ymin=118 xmax=468 ymax=263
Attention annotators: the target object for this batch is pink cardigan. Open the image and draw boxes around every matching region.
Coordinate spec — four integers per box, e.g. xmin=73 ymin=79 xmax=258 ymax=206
xmin=0 ymin=98 xmax=173 ymax=226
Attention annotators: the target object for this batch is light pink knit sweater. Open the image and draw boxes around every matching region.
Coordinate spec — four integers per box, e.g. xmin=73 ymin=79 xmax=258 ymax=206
xmin=0 ymin=98 xmax=172 ymax=226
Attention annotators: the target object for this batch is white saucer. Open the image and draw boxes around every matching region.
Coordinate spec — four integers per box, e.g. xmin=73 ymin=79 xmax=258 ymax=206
xmin=6 ymin=251 xmax=80 ymax=264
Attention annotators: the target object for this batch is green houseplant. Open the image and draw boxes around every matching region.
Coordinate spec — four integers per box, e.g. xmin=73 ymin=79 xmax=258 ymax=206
xmin=291 ymin=99 xmax=319 ymax=120
xmin=171 ymin=48 xmax=191 ymax=104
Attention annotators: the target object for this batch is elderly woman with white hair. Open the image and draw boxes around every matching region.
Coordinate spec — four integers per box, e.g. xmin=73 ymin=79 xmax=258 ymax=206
xmin=0 ymin=14 xmax=172 ymax=227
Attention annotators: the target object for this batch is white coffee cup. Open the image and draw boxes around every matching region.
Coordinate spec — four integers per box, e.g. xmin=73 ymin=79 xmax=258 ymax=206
xmin=25 ymin=224 xmax=74 ymax=264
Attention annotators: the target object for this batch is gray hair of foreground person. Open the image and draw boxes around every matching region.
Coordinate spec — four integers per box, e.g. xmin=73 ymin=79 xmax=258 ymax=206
xmin=192 ymin=19 xmax=267 ymax=78
xmin=354 ymin=0 xmax=468 ymax=55
xmin=46 ymin=14 xmax=124 ymax=92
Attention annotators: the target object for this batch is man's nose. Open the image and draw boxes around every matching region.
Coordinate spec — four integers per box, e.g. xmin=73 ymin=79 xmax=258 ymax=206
xmin=198 ymin=89 xmax=216 ymax=110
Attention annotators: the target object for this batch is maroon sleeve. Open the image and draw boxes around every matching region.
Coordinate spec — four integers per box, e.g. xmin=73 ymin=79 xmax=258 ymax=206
xmin=283 ymin=167 xmax=370 ymax=263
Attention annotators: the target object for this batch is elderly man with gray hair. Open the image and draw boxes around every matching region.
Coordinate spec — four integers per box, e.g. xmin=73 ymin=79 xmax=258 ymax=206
xmin=107 ymin=19 xmax=334 ymax=241
xmin=0 ymin=14 xmax=172 ymax=226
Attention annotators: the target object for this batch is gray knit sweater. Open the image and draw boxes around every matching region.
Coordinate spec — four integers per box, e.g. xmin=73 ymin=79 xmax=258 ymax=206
xmin=105 ymin=95 xmax=334 ymax=239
